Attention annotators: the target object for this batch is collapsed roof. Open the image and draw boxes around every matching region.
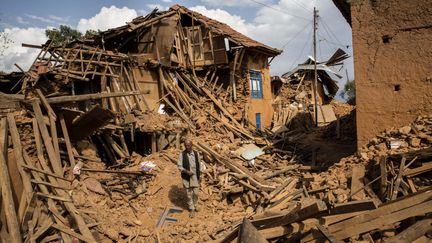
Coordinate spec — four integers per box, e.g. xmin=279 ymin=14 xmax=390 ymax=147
xmin=281 ymin=48 xmax=349 ymax=97
xmin=97 ymin=5 xmax=282 ymax=57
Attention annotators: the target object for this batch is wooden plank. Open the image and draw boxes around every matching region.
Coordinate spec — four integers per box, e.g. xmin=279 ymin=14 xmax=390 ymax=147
xmin=35 ymin=192 xmax=72 ymax=202
xmin=322 ymin=211 xmax=367 ymax=226
xmin=81 ymin=168 xmax=147 ymax=175
xmin=238 ymin=218 xmax=269 ymax=243
xmin=328 ymin=199 xmax=377 ymax=215
xmin=51 ymin=223 xmax=94 ymax=242
xmin=59 ymin=113 xmax=75 ymax=180
xmin=36 ymin=89 xmax=57 ymax=120
xmin=332 ymin=200 xmax=432 ymax=240
xmin=0 ymin=145 xmax=23 ymax=243
xmin=45 ymin=90 xmax=149 ymax=104
xmin=391 ymin=157 xmax=406 ymax=200
xmin=32 ymin=100 xmax=62 ymax=174
xmin=267 ymin=178 xmax=294 ymax=201
xmin=261 ymin=200 xmax=327 ymax=229
xmin=404 ymin=162 xmax=432 ymax=177
xmin=21 ymin=164 xmax=72 ymax=181
xmin=30 ymin=179 xmax=71 ymax=190
xmin=70 ymin=105 xmax=115 ymax=141
xmin=0 ymin=117 xmax=9 ymax=157
xmin=49 ymin=114 xmax=61 ymax=169
xmin=32 ymin=100 xmax=96 ymax=242
xmin=316 ymin=224 xmax=336 ymax=243
xmin=407 ymin=178 xmax=418 ymax=193
xmin=349 ymin=175 xmax=382 ymax=200
xmin=385 ymin=218 xmax=432 ymax=243
xmin=7 ymin=114 xmax=33 ymax=201
xmin=363 ymin=177 xmax=383 ymax=206
xmin=350 ymin=164 xmax=366 ymax=200
xmin=32 ymin=221 xmax=53 ymax=241
xmin=222 ymin=201 xmax=327 ymax=242
xmin=22 ymin=151 xmax=72 ymax=242
xmin=380 ymin=156 xmax=387 ymax=199
xmin=328 ymin=188 xmax=432 ymax=233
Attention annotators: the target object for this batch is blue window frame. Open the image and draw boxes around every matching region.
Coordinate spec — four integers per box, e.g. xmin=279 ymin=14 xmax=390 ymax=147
xmin=255 ymin=113 xmax=261 ymax=129
xmin=250 ymin=70 xmax=263 ymax=99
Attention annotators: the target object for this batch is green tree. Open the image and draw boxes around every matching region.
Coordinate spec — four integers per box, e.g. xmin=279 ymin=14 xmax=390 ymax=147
xmin=45 ymin=25 xmax=82 ymax=46
xmin=84 ymin=29 xmax=100 ymax=39
xmin=341 ymin=79 xmax=355 ymax=105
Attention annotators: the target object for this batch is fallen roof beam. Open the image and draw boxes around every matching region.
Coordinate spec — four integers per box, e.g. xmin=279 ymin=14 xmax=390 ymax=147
xmin=45 ymin=90 xmax=150 ymax=104
xmin=22 ymin=43 xmax=43 ymax=49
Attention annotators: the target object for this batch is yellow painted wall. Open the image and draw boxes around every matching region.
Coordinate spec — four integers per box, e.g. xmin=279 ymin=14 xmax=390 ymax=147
xmin=243 ymin=53 xmax=274 ymax=129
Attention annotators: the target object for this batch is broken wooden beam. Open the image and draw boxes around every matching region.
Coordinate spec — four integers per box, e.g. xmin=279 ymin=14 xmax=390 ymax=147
xmin=45 ymin=90 xmax=149 ymax=104
xmin=0 ymin=137 xmax=23 ymax=243
xmin=238 ymin=218 xmax=269 ymax=243
xmin=81 ymin=168 xmax=149 ymax=175
xmin=69 ymin=105 xmax=115 ymax=141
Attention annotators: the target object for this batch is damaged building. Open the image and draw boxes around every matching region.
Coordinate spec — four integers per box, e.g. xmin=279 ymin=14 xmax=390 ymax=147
xmin=271 ymin=48 xmax=349 ymax=131
xmin=332 ymin=0 xmax=432 ymax=148
xmin=1 ymin=3 xmax=432 ymax=243
xmin=92 ymin=4 xmax=281 ymax=129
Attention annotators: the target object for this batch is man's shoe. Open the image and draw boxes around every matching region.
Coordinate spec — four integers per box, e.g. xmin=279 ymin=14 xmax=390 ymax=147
xmin=189 ymin=211 xmax=196 ymax=218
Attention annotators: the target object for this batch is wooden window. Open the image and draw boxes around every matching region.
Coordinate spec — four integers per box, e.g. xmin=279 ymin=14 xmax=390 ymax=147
xmin=250 ymin=70 xmax=263 ymax=99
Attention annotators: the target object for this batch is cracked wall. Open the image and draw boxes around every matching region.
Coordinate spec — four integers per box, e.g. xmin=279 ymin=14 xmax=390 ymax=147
xmin=351 ymin=0 xmax=432 ymax=148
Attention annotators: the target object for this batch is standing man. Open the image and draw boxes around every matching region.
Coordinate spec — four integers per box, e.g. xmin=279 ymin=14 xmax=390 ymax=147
xmin=177 ymin=139 xmax=201 ymax=218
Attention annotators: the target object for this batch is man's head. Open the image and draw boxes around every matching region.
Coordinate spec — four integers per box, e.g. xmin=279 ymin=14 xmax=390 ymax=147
xmin=184 ymin=139 xmax=193 ymax=152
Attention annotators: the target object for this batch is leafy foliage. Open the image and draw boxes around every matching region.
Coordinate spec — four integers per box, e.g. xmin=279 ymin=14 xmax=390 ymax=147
xmin=45 ymin=25 xmax=82 ymax=46
xmin=84 ymin=29 xmax=100 ymax=39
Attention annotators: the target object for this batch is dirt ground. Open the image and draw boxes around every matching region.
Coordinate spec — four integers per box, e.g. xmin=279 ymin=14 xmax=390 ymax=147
xmin=72 ymin=148 xmax=248 ymax=242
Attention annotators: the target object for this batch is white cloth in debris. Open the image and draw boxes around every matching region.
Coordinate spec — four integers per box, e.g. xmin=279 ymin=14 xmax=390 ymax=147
xmin=177 ymin=151 xmax=201 ymax=188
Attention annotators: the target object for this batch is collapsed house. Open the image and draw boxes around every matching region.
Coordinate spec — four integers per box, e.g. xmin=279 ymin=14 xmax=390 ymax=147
xmin=0 ymin=4 xmax=285 ymax=242
xmin=271 ymin=49 xmax=349 ymax=132
xmin=1 ymin=3 xmax=431 ymax=243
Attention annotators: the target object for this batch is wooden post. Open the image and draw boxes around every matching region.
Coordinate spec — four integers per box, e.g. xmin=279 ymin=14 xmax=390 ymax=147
xmin=59 ymin=113 xmax=75 ymax=179
xmin=7 ymin=114 xmax=33 ymax=201
xmin=0 ymin=140 xmax=23 ymax=243
xmin=175 ymin=132 xmax=180 ymax=149
xmin=0 ymin=118 xmax=8 ymax=159
xmin=379 ymin=156 xmax=387 ymax=199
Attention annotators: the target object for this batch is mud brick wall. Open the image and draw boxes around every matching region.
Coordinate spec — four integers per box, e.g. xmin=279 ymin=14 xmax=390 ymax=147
xmin=351 ymin=0 xmax=432 ymax=148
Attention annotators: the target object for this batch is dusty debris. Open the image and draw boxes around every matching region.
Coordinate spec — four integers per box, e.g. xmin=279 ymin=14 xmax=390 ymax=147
xmin=0 ymin=3 xmax=430 ymax=243
xmin=220 ymin=115 xmax=432 ymax=242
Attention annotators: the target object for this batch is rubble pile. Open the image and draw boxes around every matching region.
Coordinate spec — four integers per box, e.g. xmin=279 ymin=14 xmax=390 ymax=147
xmin=0 ymin=3 xmax=430 ymax=243
xmin=0 ymin=5 xmax=291 ymax=242
xmin=218 ymin=115 xmax=432 ymax=242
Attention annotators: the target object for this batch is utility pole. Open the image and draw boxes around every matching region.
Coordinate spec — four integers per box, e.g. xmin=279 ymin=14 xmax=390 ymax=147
xmin=312 ymin=7 xmax=319 ymax=127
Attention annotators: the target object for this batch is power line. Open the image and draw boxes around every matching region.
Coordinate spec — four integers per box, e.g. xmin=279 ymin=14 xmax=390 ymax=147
xmin=247 ymin=0 xmax=310 ymax=21
xmin=320 ymin=17 xmax=347 ymax=50
xmin=280 ymin=20 xmax=313 ymax=49
xmin=288 ymin=26 xmax=313 ymax=70
xmin=291 ymin=0 xmax=313 ymax=14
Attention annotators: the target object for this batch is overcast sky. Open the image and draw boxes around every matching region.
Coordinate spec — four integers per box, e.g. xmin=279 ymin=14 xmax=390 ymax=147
xmin=0 ymin=0 xmax=353 ymax=97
